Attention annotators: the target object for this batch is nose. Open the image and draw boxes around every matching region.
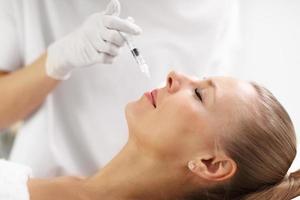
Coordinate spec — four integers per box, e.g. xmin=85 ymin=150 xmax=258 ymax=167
xmin=166 ymin=71 xmax=181 ymax=93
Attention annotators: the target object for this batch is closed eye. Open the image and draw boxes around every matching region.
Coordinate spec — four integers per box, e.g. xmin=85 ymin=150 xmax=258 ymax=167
xmin=195 ymin=88 xmax=203 ymax=102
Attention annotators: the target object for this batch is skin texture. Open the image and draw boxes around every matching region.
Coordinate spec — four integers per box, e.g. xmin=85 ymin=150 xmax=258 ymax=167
xmin=29 ymin=71 xmax=259 ymax=200
xmin=126 ymin=71 xmax=257 ymax=164
xmin=0 ymin=53 xmax=59 ymax=129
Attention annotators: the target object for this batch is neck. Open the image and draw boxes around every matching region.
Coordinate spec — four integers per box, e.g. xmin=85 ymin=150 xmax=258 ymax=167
xmin=84 ymin=140 xmax=191 ymax=200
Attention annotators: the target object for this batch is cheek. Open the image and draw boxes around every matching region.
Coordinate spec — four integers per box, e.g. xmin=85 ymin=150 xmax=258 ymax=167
xmin=157 ymin=96 xmax=207 ymax=131
xmin=125 ymin=94 xmax=212 ymax=159
xmin=152 ymin=101 xmax=205 ymax=144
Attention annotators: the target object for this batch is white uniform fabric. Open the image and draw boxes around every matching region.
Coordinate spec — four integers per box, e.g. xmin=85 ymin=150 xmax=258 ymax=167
xmin=0 ymin=0 xmax=239 ymax=177
xmin=0 ymin=160 xmax=31 ymax=200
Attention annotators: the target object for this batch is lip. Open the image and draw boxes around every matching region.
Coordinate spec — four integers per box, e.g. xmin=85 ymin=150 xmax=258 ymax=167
xmin=144 ymin=89 xmax=157 ymax=108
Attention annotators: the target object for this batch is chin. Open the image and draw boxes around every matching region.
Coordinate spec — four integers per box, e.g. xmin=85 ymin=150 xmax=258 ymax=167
xmin=125 ymin=101 xmax=142 ymax=127
xmin=125 ymin=101 xmax=149 ymax=139
xmin=125 ymin=101 xmax=134 ymax=120
xmin=126 ymin=97 xmax=148 ymax=117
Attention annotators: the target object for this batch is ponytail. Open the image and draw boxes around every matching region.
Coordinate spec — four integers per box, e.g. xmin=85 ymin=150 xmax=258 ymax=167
xmin=289 ymin=169 xmax=300 ymax=199
xmin=243 ymin=169 xmax=300 ymax=200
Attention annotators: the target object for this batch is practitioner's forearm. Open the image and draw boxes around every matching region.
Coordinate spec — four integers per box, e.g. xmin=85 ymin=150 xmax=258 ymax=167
xmin=0 ymin=53 xmax=59 ymax=129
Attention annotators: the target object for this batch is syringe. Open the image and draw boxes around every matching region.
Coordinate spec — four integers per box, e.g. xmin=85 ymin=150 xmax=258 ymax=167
xmin=119 ymin=32 xmax=151 ymax=78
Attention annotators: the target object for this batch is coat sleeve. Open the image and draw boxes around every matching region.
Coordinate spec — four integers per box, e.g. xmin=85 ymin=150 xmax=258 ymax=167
xmin=0 ymin=0 xmax=23 ymax=72
xmin=0 ymin=159 xmax=32 ymax=200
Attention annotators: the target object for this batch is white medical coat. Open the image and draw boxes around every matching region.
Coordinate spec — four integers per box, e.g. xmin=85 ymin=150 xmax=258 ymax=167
xmin=0 ymin=0 xmax=239 ymax=177
xmin=0 ymin=160 xmax=31 ymax=200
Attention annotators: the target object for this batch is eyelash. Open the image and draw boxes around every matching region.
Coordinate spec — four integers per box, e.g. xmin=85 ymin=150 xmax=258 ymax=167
xmin=194 ymin=88 xmax=203 ymax=102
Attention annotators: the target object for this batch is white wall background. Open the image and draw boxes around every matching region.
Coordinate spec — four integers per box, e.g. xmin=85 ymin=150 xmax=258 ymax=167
xmin=236 ymin=0 xmax=300 ymax=178
xmin=0 ymin=0 xmax=299 ymax=198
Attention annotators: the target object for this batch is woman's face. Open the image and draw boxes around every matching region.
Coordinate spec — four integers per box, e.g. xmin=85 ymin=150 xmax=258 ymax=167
xmin=125 ymin=71 xmax=256 ymax=161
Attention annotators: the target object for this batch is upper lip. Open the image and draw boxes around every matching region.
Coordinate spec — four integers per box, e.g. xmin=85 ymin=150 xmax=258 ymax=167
xmin=150 ymin=89 xmax=157 ymax=108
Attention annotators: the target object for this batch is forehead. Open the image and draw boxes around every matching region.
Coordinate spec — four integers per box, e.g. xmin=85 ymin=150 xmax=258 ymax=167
xmin=211 ymin=77 xmax=256 ymax=99
xmin=206 ymin=77 xmax=257 ymax=117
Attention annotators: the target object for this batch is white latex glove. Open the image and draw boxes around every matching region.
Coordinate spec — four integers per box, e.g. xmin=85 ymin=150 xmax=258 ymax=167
xmin=46 ymin=0 xmax=142 ymax=80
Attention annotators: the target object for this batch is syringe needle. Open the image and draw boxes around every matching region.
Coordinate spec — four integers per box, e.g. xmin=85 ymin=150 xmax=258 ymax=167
xmin=118 ymin=31 xmax=151 ymax=78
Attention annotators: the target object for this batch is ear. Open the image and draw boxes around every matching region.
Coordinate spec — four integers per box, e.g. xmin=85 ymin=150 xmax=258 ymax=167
xmin=188 ymin=154 xmax=237 ymax=182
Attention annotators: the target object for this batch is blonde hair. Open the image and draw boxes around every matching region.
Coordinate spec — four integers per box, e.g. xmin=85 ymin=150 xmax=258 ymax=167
xmin=186 ymin=83 xmax=299 ymax=200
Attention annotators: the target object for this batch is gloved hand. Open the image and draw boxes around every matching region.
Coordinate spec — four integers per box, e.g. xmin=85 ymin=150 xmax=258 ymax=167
xmin=45 ymin=0 xmax=142 ymax=80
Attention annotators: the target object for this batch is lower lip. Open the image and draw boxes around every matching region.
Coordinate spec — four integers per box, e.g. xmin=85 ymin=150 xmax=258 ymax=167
xmin=144 ymin=92 xmax=154 ymax=107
